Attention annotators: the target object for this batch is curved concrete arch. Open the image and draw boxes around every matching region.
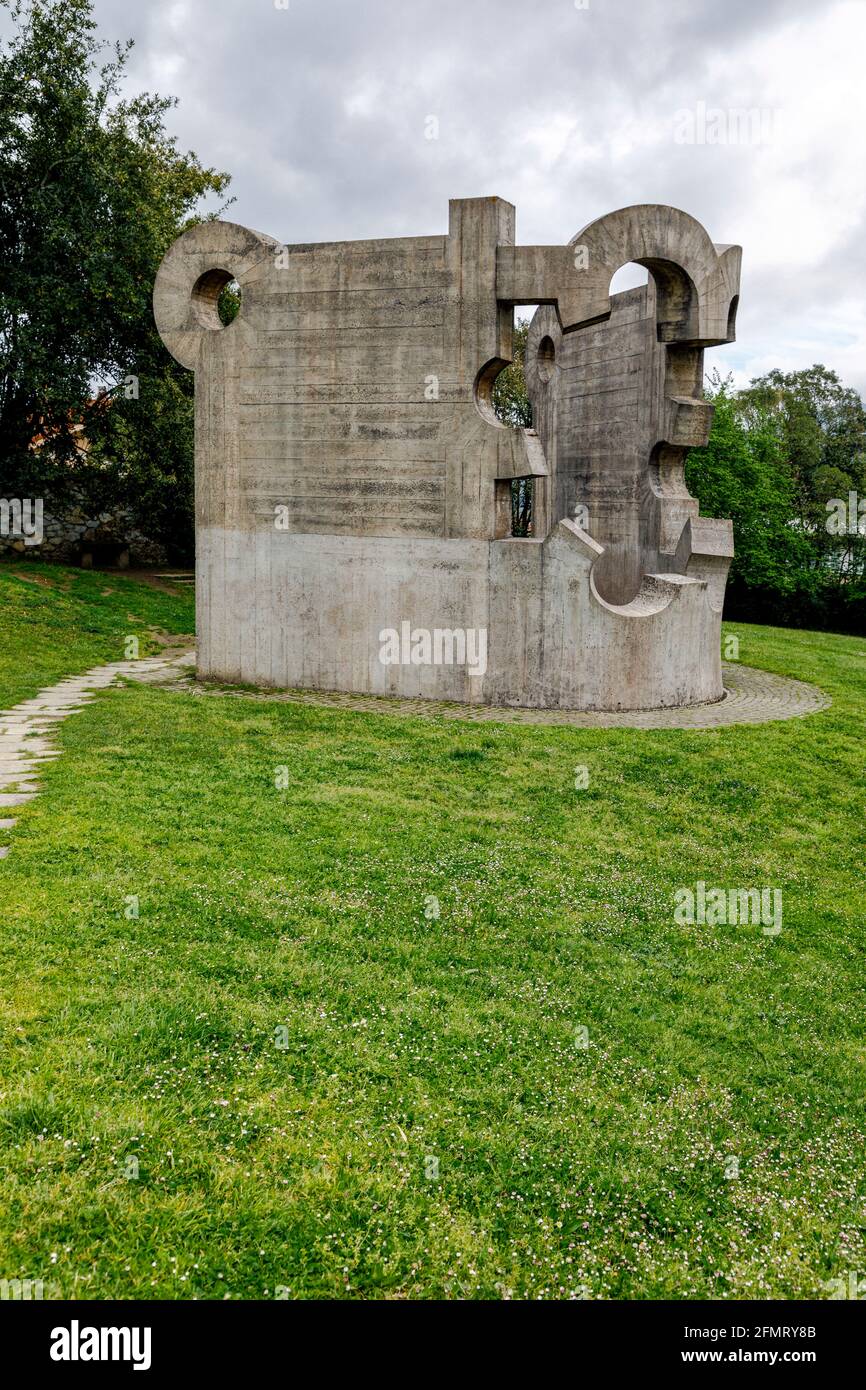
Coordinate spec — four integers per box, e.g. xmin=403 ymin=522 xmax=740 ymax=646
xmin=571 ymin=207 xmax=735 ymax=342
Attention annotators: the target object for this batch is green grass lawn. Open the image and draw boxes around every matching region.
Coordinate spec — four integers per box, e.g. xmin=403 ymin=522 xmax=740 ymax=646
xmin=0 ymin=567 xmax=864 ymax=1300
xmin=0 ymin=561 xmax=194 ymax=707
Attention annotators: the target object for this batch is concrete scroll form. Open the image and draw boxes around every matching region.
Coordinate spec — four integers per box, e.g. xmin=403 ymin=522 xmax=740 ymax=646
xmin=153 ymin=199 xmax=740 ymax=710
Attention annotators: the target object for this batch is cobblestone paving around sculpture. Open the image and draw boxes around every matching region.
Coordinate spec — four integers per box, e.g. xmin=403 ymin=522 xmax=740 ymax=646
xmin=162 ymin=657 xmax=830 ymax=730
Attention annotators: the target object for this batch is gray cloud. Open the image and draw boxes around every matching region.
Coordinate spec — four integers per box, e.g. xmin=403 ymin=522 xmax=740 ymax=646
xmin=84 ymin=0 xmax=866 ymax=392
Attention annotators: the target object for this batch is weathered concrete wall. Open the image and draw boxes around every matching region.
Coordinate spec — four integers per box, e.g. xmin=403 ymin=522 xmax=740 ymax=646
xmin=154 ymin=198 xmax=739 ymax=710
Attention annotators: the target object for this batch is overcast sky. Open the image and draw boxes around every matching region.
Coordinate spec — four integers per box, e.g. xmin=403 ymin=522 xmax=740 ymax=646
xmin=82 ymin=0 xmax=866 ymax=393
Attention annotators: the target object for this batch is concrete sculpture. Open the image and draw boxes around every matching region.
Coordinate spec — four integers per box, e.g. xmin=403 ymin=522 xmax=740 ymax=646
xmin=153 ymin=199 xmax=740 ymax=709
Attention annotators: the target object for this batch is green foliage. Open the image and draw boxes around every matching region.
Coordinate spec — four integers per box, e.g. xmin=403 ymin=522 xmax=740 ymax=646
xmin=686 ymin=369 xmax=866 ymax=633
xmin=0 ymin=0 xmax=232 ymax=557
xmin=217 ymin=280 xmax=241 ymax=327
xmin=685 ymin=379 xmax=811 ymax=594
xmin=737 ymin=366 xmax=866 ymax=521
xmin=493 ymin=317 xmax=534 ymax=535
xmin=492 ymin=316 xmax=532 ymax=427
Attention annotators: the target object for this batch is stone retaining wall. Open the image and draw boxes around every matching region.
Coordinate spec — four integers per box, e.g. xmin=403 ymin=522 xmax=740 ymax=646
xmin=0 ymin=494 xmax=167 ymax=567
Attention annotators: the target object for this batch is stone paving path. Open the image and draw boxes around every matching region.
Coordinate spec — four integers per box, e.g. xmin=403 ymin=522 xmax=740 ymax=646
xmin=158 ymin=657 xmax=830 ymax=730
xmin=0 ymin=650 xmax=194 ymax=861
xmin=0 ymin=649 xmax=830 ymax=862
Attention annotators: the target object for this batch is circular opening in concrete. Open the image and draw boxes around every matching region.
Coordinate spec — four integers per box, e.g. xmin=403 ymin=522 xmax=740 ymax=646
xmin=191 ymin=269 xmax=241 ymax=330
xmin=536 ymin=335 xmax=556 ymax=382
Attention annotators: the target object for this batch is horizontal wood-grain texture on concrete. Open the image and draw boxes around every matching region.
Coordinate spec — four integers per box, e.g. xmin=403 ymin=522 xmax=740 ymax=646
xmin=154 ymin=199 xmax=740 ymax=710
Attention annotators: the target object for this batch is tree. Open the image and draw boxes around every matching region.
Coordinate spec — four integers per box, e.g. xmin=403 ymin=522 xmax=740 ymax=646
xmin=685 ymin=374 xmax=810 ymax=593
xmin=734 ymin=366 xmax=866 ymax=599
xmin=0 ymin=0 xmax=231 ymax=555
xmin=736 ymin=366 xmax=866 ymax=512
xmin=492 ymin=317 xmax=535 ymax=535
xmin=686 ymin=370 xmax=866 ymax=633
xmin=492 ymin=316 xmax=532 ymax=427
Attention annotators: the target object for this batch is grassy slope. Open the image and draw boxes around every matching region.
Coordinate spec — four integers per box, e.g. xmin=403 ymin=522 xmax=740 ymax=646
xmin=0 ymin=571 xmax=863 ymax=1300
xmin=0 ymin=561 xmax=194 ymax=706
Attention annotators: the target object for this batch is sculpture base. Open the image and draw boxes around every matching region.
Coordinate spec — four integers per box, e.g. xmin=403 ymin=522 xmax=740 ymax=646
xmin=195 ymin=521 xmax=725 ymax=714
